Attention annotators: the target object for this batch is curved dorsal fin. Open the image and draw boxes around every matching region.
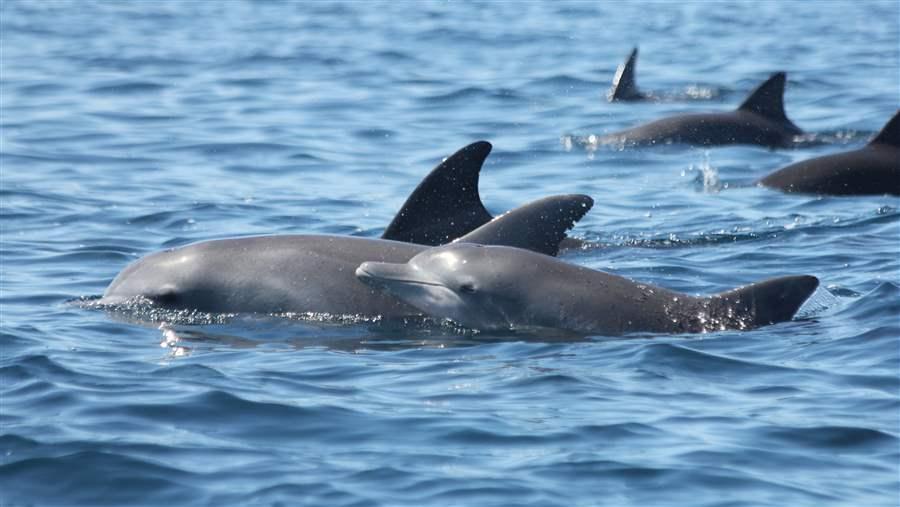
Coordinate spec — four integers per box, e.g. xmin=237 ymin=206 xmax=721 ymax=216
xmin=608 ymin=47 xmax=641 ymax=101
xmin=382 ymin=141 xmax=494 ymax=246
xmin=869 ymin=110 xmax=900 ymax=147
xmin=737 ymin=72 xmax=792 ymax=122
xmin=711 ymin=275 xmax=819 ymax=329
xmin=455 ymin=194 xmax=594 ymax=257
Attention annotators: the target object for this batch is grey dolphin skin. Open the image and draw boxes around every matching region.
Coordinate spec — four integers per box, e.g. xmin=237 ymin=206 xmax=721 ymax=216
xmin=607 ymin=47 xmax=645 ymax=101
xmin=759 ymin=110 xmax=900 ymax=195
xmin=605 ymin=72 xmax=803 ymax=148
xmin=100 ymin=195 xmax=593 ymax=317
xmin=381 ymin=141 xmax=494 ymax=245
xmin=356 ymin=243 xmax=819 ymax=335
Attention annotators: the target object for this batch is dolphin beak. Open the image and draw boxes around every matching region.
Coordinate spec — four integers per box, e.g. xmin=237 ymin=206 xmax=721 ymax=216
xmin=356 ymin=261 xmax=435 ymax=290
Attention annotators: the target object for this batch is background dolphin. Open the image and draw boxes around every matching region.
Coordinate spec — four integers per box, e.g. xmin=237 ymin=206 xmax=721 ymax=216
xmin=100 ymin=195 xmax=593 ymax=317
xmin=356 ymin=243 xmax=819 ymax=335
xmin=604 ymin=72 xmax=803 ymax=147
xmin=759 ymin=110 xmax=900 ymax=195
xmin=607 ymin=47 xmax=646 ymax=101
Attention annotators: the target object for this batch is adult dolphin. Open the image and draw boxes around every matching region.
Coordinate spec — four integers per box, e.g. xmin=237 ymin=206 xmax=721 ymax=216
xmin=381 ymin=140 xmax=494 ymax=244
xmin=759 ymin=110 xmax=900 ymax=195
xmin=356 ymin=243 xmax=819 ymax=335
xmin=607 ymin=47 xmax=646 ymax=101
xmin=100 ymin=195 xmax=594 ymax=317
xmin=603 ymin=72 xmax=803 ymax=148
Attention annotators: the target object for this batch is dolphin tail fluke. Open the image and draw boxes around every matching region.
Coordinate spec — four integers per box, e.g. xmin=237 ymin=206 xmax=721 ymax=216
xmin=709 ymin=275 xmax=819 ymax=330
xmin=869 ymin=109 xmax=900 ymax=147
xmin=455 ymin=194 xmax=594 ymax=256
xmin=381 ymin=141 xmax=494 ymax=245
xmin=736 ymin=72 xmax=802 ymax=133
xmin=608 ymin=47 xmax=641 ymax=101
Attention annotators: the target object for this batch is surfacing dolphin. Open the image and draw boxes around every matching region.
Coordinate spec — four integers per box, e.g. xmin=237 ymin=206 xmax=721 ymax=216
xmin=356 ymin=243 xmax=819 ymax=335
xmin=604 ymin=72 xmax=804 ymax=148
xmin=759 ymin=110 xmax=900 ymax=195
xmin=100 ymin=195 xmax=594 ymax=317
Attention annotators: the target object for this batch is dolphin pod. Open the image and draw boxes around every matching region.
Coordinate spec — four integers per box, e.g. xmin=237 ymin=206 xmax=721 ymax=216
xmin=604 ymin=72 xmax=804 ymax=148
xmin=356 ymin=243 xmax=819 ymax=335
xmin=98 ymin=59 xmax=895 ymax=335
xmin=759 ymin=110 xmax=900 ymax=196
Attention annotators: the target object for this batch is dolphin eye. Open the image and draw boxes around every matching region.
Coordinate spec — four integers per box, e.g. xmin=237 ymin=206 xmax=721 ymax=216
xmin=152 ymin=290 xmax=179 ymax=306
xmin=459 ymin=283 xmax=477 ymax=295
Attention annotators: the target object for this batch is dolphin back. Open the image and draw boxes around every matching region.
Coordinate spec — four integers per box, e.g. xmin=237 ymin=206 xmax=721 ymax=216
xmin=381 ymin=141 xmax=493 ymax=245
xmin=707 ymin=275 xmax=819 ymax=330
xmin=869 ymin=109 xmax=900 ymax=147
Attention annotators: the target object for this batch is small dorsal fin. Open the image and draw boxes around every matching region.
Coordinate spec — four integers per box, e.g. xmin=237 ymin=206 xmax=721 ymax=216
xmin=711 ymin=275 xmax=819 ymax=329
xmin=737 ymin=72 xmax=794 ymax=123
xmin=608 ymin=47 xmax=642 ymax=101
xmin=381 ymin=141 xmax=494 ymax=245
xmin=455 ymin=194 xmax=594 ymax=257
xmin=869 ymin=110 xmax=900 ymax=147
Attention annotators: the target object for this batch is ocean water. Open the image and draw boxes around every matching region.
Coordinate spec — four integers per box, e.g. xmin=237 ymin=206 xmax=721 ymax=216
xmin=1 ymin=1 xmax=898 ymax=505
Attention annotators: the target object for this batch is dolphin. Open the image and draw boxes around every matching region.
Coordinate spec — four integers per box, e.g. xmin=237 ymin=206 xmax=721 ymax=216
xmin=381 ymin=141 xmax=494 ymax=245
xmin=100 ymin=195 xmax=594 ymax=317
xmin=356 ymin=243 xmax=819 ymax=335
xmin=759 ymin=110 xmax=900 ymax=195
xmin=603 ymin=72 xmax=803 ymax=148
xmin=607 ymin=47 xmax=646 ymax=101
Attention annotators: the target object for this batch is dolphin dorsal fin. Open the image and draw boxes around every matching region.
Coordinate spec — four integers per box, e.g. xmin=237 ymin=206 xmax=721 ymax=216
xmin=455 ymin=194 xmax=594 ymax=256
xmin=382 ymin=141 xmax=494 ymax=245
xmin=711 ymin=275 xmax=819 ymax=329
xmin=737 ymin=72 xmax=792 ymax=122
xmin=869 ymin=110 xmax=900 ymax=147
xmin=609 ymin=47 xmax=641 ymax=101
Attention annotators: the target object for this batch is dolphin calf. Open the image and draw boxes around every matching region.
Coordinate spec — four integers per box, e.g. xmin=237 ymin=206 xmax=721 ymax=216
xmin=356 ymin=243 xmax=819 ymax=335
xmin=607 ymin=47 xmax=646 ymax=101
xmin=100 ymin=195 xmax=594 ymax=317
xmin=759 ymin=110 xmax=900 ymax=195
xmin=604 ymin=72 xmax=803 ymax=148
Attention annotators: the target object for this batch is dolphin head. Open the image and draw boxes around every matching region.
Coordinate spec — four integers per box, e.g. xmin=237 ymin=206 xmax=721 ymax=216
xmin=356 ymin=243 xmax=537 ymax=330
xmin=101 ymin=247 xmax=206 ymax=308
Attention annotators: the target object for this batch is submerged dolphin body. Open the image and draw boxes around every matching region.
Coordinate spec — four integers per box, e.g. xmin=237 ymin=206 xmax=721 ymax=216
xmin=759 ymin=110 xmax=900 ymax=195
xmin=356 ymin=243 xmax=819 ymax=335
xmin=100 ymin=195 xmax=594 ymax=317
xmin=604 ymin=72 xmax=803 ymax=148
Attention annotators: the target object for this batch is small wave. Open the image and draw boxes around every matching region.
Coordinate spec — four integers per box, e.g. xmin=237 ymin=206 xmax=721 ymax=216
xmin=756 ymin=424 xmax=898 ymax=452
xmin=160 ymin=142 xmax=296 ymax=156
xmin=88 ymin=81 xmax=168 ymax=95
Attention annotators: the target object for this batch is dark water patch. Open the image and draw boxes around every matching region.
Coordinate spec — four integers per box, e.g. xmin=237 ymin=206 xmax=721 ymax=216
xmin=160 ymin=142 xmax=296 ymax=156
xmin=14 ymin=82 xmax=69 ymax=96
xmin=219 ymin=77 xmax=273 ymax=88
xmin=88 ymin=111 xmax=185 ymax=123
xmin=88 ymin=81 xmax=169 ymax=95
xmin=79 ymin=55 xmax=193 ymax=72
xmin=225 ymin=51 xmax=348 ymax=69
xmin=0 ymin=451 xmax=198 ymax=507
xmin=422 ymin=86 xmax=522 ymax=104
xmin=834 ymin=282 xmax=900 ymax=321
xmin=756 ymin=425 xmax=898 ymax=453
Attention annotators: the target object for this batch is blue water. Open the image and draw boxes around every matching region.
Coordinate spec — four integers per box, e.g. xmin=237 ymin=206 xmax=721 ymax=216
xmin=2 ymin=1 xmax=899 ymax=505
